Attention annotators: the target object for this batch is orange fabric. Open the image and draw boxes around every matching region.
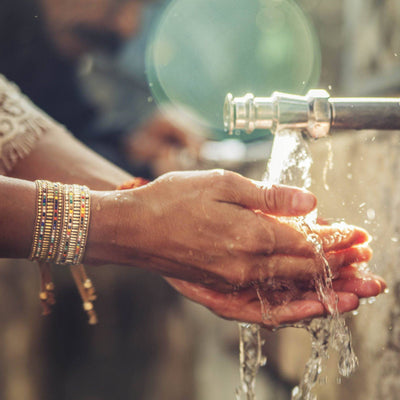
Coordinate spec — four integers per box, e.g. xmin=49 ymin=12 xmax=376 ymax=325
xmin=116 ymin=177 xmax=150 ymax=190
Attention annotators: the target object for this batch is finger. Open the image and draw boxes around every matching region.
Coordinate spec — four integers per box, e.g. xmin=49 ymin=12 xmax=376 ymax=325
xmin=367 ymin=273 xmax=387 ymax=291
xmin=335 ymin=264 xmax=387 ymax=290
xmin=333 ymin=265 xmax=386 ymax=296
xmin=334 ymin=292 xmax=360 ymax=313
xmin=267 ymin=293 xmax=359 ymax=326
xmin=244 ymin=213 xmax=371 ymax=259
xmin=220 ymin=172 xmax=317 ymax=216
xmin=326 ymin=246 xmax=373 ymax=276
xmin=268 ymin=299 xmax=325 ymax=325
xmin=295 ymin=292 xmax=359 ymax=315
xmin=315 ymin=223 xmax=371 ymax=252
xmin=241 ymin=244 xmax=372 ymax=285
xmin=247 ymin=254 xmax=320 ymax=281
xmin=247 ymin=247 xmax=365 ymax=282
xmin=333 ymin=277 xmax=383 ymax=297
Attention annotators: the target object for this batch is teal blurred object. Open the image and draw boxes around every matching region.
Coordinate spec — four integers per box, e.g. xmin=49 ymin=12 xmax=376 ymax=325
xmin=146 ymin=0 xmax=321 ymax=141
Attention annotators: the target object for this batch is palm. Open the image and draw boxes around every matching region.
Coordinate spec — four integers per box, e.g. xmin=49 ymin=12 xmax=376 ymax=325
xmin=166 ymin=266 xmax=385 ymax=329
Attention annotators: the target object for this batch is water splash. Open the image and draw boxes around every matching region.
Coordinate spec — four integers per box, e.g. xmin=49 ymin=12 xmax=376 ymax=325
xmin=270 ymin=130 xmax=358 ymax=398
xmin=235 ymin=129 xmax=358 ymax=400
xmin=235 ymin=324 xmax=266 ymax=400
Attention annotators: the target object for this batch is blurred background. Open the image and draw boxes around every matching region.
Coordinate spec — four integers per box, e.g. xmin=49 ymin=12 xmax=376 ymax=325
xmin=1 ymin=0 xmax=400 ymax=399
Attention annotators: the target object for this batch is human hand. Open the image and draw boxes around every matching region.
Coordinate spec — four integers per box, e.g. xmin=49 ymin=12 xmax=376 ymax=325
xmin=124 ymin=109 xmax=205 ymax=176
xmin=87 ymin=170 xmax=371 ymax=292
xmin=165 ymin=266 xmax=386 ymax=328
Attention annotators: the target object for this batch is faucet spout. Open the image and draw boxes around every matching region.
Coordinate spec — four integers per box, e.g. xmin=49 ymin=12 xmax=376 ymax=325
xmin=224 ymin=90 xmax=400 ymax=139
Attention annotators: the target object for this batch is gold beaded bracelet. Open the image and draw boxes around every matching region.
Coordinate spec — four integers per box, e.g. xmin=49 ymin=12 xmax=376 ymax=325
xmin=30 ymin=180 xmax=97 ymax=324
xmin=31 ymin=181 xmax=91 ymax=265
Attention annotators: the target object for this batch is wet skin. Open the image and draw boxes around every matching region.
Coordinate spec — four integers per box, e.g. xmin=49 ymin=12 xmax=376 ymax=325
xmin=86 ymin=169 xmax=385 ymax=328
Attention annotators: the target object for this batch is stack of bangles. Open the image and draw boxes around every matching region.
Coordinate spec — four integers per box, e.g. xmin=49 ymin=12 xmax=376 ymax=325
xmin=30 ymin=180 xmax=96 ymax=323
xmin=30 ymin=177 xmax=149 ymax=324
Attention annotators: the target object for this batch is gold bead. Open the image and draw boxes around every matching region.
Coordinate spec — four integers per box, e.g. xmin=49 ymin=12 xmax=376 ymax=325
xmin=83 ymin=279 xmax=92 ymax=289
xmin=39 ymin=292 xmax=48 ymax=300
xmin=83 ymin=301 xmax=93 ymax=311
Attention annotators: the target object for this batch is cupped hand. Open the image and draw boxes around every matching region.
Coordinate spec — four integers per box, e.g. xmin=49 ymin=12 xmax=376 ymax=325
xmin=102 ymin=170 xmax=371 ymax=291
xmin=166 ymin=266 xmax=386 ymax=328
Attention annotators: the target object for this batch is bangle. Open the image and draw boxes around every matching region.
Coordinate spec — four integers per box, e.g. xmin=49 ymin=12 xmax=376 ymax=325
xmin=31 ymin=180 xmax=97 ymax=324
xmin=30 ymin=181 xmax=91 ymax=265
xmin=56 ymin=184 xmax=73 ymax=264
xmin=30 ymin=180 xmax=52 ymax=260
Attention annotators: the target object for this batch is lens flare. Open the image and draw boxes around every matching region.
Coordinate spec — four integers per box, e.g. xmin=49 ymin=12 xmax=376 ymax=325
xmin=146 ymin=0 xmax=321 ymax=139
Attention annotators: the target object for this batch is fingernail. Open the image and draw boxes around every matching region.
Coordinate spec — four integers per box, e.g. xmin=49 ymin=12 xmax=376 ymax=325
xmin=292 ymin=192 xmax=316 ymax=213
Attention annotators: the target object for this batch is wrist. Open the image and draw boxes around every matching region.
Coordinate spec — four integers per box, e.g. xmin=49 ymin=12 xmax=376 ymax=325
xmin=0 ymin=176 xmax=36 ymax=258
xmin=83 ymin=189 xmax=144 ymax=266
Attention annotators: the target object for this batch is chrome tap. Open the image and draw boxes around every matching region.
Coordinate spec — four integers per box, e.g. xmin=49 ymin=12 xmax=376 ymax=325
xmin=224 ymin=90 xmax=400 ymax=139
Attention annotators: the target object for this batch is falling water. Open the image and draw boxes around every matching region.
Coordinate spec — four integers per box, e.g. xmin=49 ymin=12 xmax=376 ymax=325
xmin=235 ymin=129 xmax=358 ymax=400
xmin=235 ymin=324 xmax=266 ymax=400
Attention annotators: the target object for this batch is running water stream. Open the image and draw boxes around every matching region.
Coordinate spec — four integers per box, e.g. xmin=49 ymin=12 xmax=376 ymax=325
xmin=236 ymin=129 xmax=358 ymax=400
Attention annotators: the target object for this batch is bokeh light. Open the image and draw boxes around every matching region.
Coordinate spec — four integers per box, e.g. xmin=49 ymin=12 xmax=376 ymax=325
xmin=146 ymin=0 xmax=321 ymax=140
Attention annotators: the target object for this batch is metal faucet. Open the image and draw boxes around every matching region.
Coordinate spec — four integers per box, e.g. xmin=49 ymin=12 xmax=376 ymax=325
xmin=224 ymin=90 xmax=400 ymax=139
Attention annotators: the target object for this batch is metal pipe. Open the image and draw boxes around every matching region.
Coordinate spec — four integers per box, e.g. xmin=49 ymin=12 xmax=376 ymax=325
xmin=224 ymin=90 xmax=400 ymax=139
xmin=330 ymin=98 xmax=400 ymax=130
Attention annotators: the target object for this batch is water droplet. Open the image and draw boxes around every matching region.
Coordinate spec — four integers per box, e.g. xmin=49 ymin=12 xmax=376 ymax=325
xmin=328 ymin=85 xmax=332 ymax=90
xmin=292 ymin=386 xmax=300 ymax=397
xmin=367 ymin=297 xmax=376 ymax=304
xmin=384 ymin=288 xmax=390 ymax=294
xmin=147 ymin=96 xmax=153 ymax=103
xmin=347 ymin=173 xmax=353 ymax=179
xmin=395 ymin=53 xmax=398 ymax=57
xmin=367 ymin=208 xmax=376 ymax=220
xmin=391 ymin=237 xmax=399 ymax=242
xmin=352 ymin=310 xmax=359 ymax=316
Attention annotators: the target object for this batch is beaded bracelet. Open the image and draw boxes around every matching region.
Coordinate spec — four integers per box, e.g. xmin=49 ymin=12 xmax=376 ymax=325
xmin=31 ymin=181 xmax=91 ymax=265
xmin=31 ymin=180 xmax=97 ymax=324
xmin=31 ymin=177 xmax=149 ymax=324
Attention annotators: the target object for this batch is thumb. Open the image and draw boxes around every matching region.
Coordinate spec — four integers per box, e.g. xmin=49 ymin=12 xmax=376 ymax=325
xmin=224 ymin=173 xmax=317 ymax=216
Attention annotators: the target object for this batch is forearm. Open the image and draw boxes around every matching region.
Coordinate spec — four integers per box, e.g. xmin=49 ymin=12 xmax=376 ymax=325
xmin=0 ymin=176 xmax=36 ymax=258
xmin=0 ymin=175 xmax=134 ymax=265
xmin=7 ymin=128 xmax=133 ymax=190
xmin=0 ymin=74 xmax=132 ymax=190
